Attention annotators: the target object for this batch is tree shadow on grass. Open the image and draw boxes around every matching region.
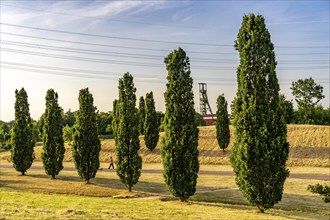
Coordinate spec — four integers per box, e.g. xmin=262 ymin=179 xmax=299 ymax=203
xmin=0 ymin=179 xmax=30 ymax=191
xmin=11 ymin=169 xmax=237 ymax=197
xmin=24 ymin=171 xmax=169 ymax=195
xmin=188 ymin=189 xmax=329 ymax=219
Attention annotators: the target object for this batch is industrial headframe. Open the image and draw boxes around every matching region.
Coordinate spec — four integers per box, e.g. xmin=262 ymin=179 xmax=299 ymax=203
xmin=199 ymin=83 xmax=213 ymax=115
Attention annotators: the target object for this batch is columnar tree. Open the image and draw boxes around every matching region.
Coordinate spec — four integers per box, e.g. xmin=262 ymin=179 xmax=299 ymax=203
xmin=116 ymin=73 xmax=142 ymax=192
xmin=72 ymin=88 xmax=100 ymax=184
xmin=112 ymin=99 xmax=118 ymax=144
xmin=144 ymin=92 xmax=159 ymax=151
xmin=41 ymin=89 xmax=65 ymax=179
xmin=161 ymin=47 xmax=199 ymax=202
xmin=216 ymin=94 xmax=230 ymax=152
xmin=138 ymin=96 xmax=145 ymax=135
xmin=230 ymin=14 xmax=289 ymax=212
xmin=10 ymin=88 xmax=35 ymax=175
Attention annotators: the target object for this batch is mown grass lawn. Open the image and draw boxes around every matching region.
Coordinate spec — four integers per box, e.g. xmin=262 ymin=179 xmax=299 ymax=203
xmin=1 ymin=163 xmax=329 ymax=220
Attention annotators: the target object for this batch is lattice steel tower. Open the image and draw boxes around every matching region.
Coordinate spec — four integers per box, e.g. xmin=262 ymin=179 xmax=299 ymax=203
xmin=199 ymin=83 xmax=213 ymax=115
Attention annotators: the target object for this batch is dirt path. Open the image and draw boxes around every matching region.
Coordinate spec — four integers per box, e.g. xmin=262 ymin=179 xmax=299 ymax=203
xmin=1 ymin=164 xmax=329 ymax=181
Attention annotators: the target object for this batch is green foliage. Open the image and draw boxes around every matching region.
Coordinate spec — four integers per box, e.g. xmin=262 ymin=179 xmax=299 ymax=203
xmin=230 ymin=14 xmax=289 ymax=212
xmin=0 ymin=123 xmax=10 ymax=134
xmin=0 ymin=124 xmax=10 ymax=149
xmin=307 ymin=184 xmax=330 ymax=203
xmin=62 ymin=109 xmax=76 ymax=127
xmin=291 ymin=77 xmax=325 ymax=124
xmin=72 ymin=88 xmax=101 ymax=183
xmin=116 ymin=73 xmax=142 ymax=192
xmin=293 ymin=105 xmax=330 ymax=125
xmin=37 ymin=113 xmax=45 ymax=140
xmin=97 ymin=112 xmax=112 ymax=135
xmin=41 ymin=89 xmax=65 ymax=179
xmin=112 ymin=99 xmax=119 ymax=144
xmin=0 ymin=130 xmax=5 ymax=149
xmin=32 ymin=120 xmax=42 ymax=142
xmin=144 ymin=92 xmax=159 ymax=151
xmin=156 ymin=111 xmax=165 ymax=132
xmin=138 ymin=96 xmax=145 ymax=135
xmin=195 ymin=112 xmax=206 ymax=126
xmin=63 ymin=125 xmax=73 ymax=143
xmin=216 ymin=94 xmax=230 ymax=152
xmin=161 ymin=47 xmax=199 ymax=202
xmin=279 ymin=94 xmax=294 ymax=124
xmin=10 ymin=88 xmax=35 ymax=175
xmin=311 ymin=106 xmax=330 ymax=125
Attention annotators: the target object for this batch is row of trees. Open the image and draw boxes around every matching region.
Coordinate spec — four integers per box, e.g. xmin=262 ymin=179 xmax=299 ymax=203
xmin=8 ymin=14 xmax=326 ymax=213
xmin=2 ymin=75 xmax=326 ymax=151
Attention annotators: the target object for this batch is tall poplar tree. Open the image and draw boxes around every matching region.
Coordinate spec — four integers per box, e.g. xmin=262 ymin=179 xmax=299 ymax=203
xmin=230 ymin=14 xmax=289 ymax=212
xmin=216 ymin=94 xmax=230 ymax=152
xmin=112 ymin=99 xmax=119 ymax=144
xmin=161 ymin=47 xmax=199 ymax=202
xmin=42 ymin=89 xmax=65 ymax=179
xmin=72 ymin=88 xmax=100 ymax=184
xmin=11 ymin=88 xmax=35 ymax=175
xmin=144 ymin=92 xmax=159 ymax=151
xmin=116 ymin=73 xmax=142 ymax=192
xmin=138 ymin=96 xmax=145 ymax=135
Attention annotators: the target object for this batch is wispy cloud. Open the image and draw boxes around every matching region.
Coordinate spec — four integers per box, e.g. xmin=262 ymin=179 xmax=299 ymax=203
xmin=1 ymin=1 xmax=173 ymax=29
xmin=72 ymin=1 xmax=167 ymax=18
xmin=172 ymin=6 xmax=194 ymax=23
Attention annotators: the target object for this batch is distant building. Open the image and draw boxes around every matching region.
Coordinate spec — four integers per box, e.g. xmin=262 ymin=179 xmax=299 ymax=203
xmin=203 ymin=114 xmax=216 ymax=126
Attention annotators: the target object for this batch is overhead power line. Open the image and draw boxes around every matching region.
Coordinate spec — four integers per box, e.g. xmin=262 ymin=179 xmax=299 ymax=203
xmin=1 ymin=23 xmax=329 ymax=48
xmin=0 ymin=23 xmax=232 ymax=47
xmin=2 ymin=61 xmax=329 ymax=85
xmin=0 ymin=32 xmax=233 ymax=55
xmin=1 ymin=40 xmax=234 ymax=63
xmin=1 ymin=47 xmax=160 ymax=67
xmin=2 ymin=48 xmax=329 ymax=70
xmin=2 ymin=40 xmax=329 ymax=64
xmin=1 ymin=61 xmax=155 ymax=78
xmin=2 ymin=32 xmax=329 ymax=56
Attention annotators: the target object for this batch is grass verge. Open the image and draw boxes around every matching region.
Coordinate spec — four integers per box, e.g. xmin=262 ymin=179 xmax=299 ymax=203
xmin=1 ymin=163 xmax=329 ymax=219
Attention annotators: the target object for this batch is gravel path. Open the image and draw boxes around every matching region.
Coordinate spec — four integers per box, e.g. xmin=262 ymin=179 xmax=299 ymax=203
xmin=1 ymin=165 xmax=329 ymax=181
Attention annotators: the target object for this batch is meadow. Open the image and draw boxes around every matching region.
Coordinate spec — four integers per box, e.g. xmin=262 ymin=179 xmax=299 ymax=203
xmin=2 ymin=124 xmax=328 ymax=167
xmin=0 ymin=124 xmax=329 ymax=219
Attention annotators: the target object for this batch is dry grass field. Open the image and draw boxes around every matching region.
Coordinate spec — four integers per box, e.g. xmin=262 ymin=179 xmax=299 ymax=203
xmin=1 ymin=124 xmax=328 ymax=167
xmin=1 ymin=164 xmax=329 ymax=219
xmin=1 ymin=124 xmax=329 ymax=219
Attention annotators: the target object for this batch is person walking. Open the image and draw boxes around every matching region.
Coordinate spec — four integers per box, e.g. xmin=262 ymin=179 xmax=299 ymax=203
xmin=108 ymin=156 xmax=114 ymax=169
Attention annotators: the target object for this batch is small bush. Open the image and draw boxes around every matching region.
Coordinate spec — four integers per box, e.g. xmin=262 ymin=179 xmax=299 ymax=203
xmin=307 ymin=184 xmax=330 ymax=202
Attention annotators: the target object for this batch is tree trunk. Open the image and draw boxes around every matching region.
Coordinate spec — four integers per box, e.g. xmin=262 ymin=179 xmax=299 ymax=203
xmin=180 ymin=197 xmax=186 ymax=202
xmin=51 ymin=175 xmax=56 ymax=179
xmin=86 ymin=179 xmax=90 ymax=184
xmin=129 ymin=186 xmax=132 ymax=192
xmin=21 ymin=171 xmax=25 ymax=176
xmin=256 ymin=205 xmax=264 ymax=213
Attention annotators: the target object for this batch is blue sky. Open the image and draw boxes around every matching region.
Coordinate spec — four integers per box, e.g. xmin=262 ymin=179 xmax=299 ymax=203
xmin=1 ymin=0 xmax=329 ymax=121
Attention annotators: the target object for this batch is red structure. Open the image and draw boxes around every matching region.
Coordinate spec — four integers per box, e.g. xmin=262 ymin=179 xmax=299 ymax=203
xmin=203 ymin=114 xmax=216 ymax=126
